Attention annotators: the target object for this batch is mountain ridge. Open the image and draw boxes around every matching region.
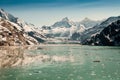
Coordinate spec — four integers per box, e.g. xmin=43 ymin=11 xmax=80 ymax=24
xmin=81 ymin=16 xmax=120 ymax=45
xmin=0 ymin=8 xmax=46 ymax=46
xmin=0 ymin=8 xmax=119 ymax=46
xmin=83 ymin=20 xmax=120 ymax=46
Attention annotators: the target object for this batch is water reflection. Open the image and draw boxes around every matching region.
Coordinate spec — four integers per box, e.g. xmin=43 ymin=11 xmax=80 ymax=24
xmin=0 ymin=46 xmax=75 ymax=68
xmin=0 ymin=45 xmax=120 ymax=80
xmin=0 ymin=47 xmax=24 ymax=68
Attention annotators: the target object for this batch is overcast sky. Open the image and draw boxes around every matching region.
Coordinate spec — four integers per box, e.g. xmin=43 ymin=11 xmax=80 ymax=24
xmin=0 ymin=0 xmax=120 ymax=27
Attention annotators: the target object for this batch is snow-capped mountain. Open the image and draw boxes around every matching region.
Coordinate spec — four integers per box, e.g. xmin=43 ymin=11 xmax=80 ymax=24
xmin=41 ymin=17 xmax=86 ymax=39
xmin=0 ymin=9 xmax=18 ymax=23
xmin=81 ymin=16 xmax=120 ymax=45
xmin=0 ymin=8 xmax=45 ymax=46
xmin=0 ymin=17 xmax=38 ymax=46
xmin=52 ymin=17 xmax=71 ymax=28
xmin=79 ymin=17 xmax=101 ymax=29
xmin=83 ymin=20 xmax=120 ymax=46
xmin=40 ymin=17 xmax=102 ymax=42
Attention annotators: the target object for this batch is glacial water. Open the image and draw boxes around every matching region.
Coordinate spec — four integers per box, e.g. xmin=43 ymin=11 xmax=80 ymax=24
xmin=0 ymin=45 xmax=120 ymax=80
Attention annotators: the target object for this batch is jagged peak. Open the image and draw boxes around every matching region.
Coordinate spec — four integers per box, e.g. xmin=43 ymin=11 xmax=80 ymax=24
xmin=100 ymin=16 xmax=120 ymax=26
xmin=0 ymin=8 xmax=8 ymax=15
xmin=107 ymin=16 xmax=120 ymax=20
xmin=82 ymin=17 xmax=92 ymax=22
xmin=0 ymin=8 xmax=6 ymax=15
xmin=0 ymin=8 xmax=18 ymax=23
xmin=0 ymin=8 xmax=4 ymax=12
xmin=62 ymin=17 xmax=69 ymax=21
xmin=0 ymin=8 xmax=9 ymax=20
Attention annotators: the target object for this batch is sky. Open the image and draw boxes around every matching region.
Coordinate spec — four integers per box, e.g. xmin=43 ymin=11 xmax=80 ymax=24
xmin=0 ymin=0 xmax=120 ymax=27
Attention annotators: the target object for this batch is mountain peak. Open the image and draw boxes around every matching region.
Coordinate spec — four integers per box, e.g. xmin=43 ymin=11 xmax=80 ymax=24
xmin=100 ymin=16 xmax=120 ymax=26
xmin=0 ymin=8 xmax=8 ymax=20
xmin=82 ymin=17 xmax=91 ymax=21
xmin=0 ymin=8 xmax=4 ymax=12
xmin=0 ymin=8 xmax=18 ymax=23
xmin=62 ymin=17 xmax=69 ymax=21
xmin=0 ymin=8 xmax=6 ymax=15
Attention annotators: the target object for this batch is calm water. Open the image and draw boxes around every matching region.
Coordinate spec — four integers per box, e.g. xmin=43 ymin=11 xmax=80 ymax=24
xmin=0 ymin=45 xmax=120 ymax=80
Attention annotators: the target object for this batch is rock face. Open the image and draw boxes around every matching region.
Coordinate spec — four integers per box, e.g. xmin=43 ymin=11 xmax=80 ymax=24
xmin=0 ymin=8 xmax=45 ymax=46
xmin=0 ymin=9 xmax=18 ymax=23
xmin=70 ymin=32 xmax=81 ymax=40
xmin=83 ymin=20 xmax=120 ymax=46
xmin=81 ymin=16 xmax=120 ymax=45
xmin=0 ymin=18 xmax=37 ymax=46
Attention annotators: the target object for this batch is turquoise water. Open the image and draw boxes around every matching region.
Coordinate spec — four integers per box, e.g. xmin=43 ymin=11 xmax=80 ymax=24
xmin=0 ymin=45 xmax=120 ymax=80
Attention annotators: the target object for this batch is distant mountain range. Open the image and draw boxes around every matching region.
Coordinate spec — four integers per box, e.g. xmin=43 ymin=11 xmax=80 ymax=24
xmin=0 ymin=8 xmax=120 ymax=46
xmin=41 ymin=17 xmax=101 ymax=39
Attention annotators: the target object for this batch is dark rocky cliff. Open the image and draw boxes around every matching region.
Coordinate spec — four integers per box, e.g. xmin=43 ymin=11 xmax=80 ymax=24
xmin=83 ymin=20 xmax=120 ymax=46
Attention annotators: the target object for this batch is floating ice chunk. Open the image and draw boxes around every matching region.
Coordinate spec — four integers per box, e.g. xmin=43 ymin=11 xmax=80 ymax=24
xmin=29 ymin=73 xmax=32 ymax=76
xmin=91 ymin=71 xmax=96 ymax=76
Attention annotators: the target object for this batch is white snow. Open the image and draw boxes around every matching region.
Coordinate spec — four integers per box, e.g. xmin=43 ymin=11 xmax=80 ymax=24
xmin=17 ymin=18 xmax=35 ymax=32
xmin=8 ymin=21 xmax=22 ymax=31
xmin=105 ymin=34 xmax=113 ymax=42
xmin=52 ymin=27 xmax=69 ymax=34
xmin=0 ymin=9 xmax=9 ymax=20
xmin=41 ymin=18 xmax=86 ymax=38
